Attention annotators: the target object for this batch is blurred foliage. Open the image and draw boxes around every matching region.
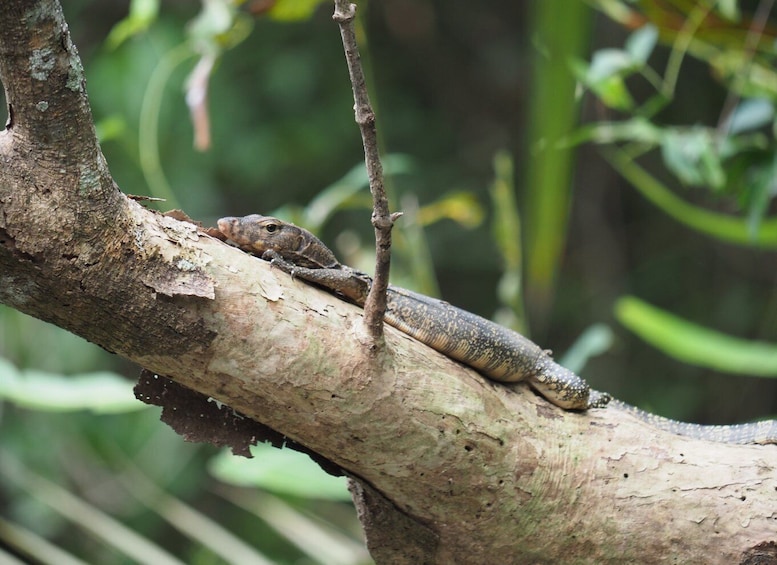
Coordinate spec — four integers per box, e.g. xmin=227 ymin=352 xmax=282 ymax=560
xmin=489 ymin=151 xmax=527 ymax=333
xmin=580 ymin=0 xmax=777 ymax=235
xmin=604 ymin=144 xmax=777 ymax=246
xmin=209 ymin=445 xmax=351 ymax=501
xmin=560 ymin=324 xmax=616 ymax=374
xmin=575 ymin=0 xmax=777 ymax=398
xmin=267 ymin=0 xmax=330 ymax=21
xmin=523 ymin=0 xmax=593 ymax=331
xmin=106 ymin=0 xmax=160 ymax=50
xmin=2 ymin=0 xmax=777 ymax=562
xmin=0 ymin=358 xmax=144 ymax=413
xmin=616 ymin=295 xmax=777 ymax=377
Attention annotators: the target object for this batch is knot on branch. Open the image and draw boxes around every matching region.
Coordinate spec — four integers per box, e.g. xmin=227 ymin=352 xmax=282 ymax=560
xmin=332 ymin=2 xmax=356 ymax=23
xmin=355 ymin=107 xmax=376 ymax=126
xmin=371 ymin=212 xmax=398 ymax=231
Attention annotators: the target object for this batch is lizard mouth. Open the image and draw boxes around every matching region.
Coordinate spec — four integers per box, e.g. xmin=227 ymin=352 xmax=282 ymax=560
xmin=216 ymin=217 xmax=237 ymax=237
xmin=217 ymin=216 xmax=269 ymax=255
xmin=216 ymin=218 xmax=237 ymax=242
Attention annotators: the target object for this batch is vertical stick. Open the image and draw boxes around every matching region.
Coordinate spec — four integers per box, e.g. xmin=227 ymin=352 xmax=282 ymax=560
xmin=332 ymin=0 xmax=398 ymax=342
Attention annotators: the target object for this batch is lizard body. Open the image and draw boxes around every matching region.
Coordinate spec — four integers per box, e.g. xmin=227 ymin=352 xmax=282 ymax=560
xmin=217 ymin=215 xmax=607 ymax=410
xmin=217 ymin=214 xmax=777 ymax=445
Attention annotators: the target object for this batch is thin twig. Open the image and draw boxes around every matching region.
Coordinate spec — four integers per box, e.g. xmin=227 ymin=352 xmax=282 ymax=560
xmin=332 ymin=0 xmax=398 ymax=343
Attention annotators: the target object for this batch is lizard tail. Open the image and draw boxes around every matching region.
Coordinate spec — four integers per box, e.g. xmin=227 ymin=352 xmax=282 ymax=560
xmin=606 ymin=398 xmax=777 ymax=445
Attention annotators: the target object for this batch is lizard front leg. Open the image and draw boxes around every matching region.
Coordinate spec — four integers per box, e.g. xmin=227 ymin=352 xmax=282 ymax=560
xmin=261 ymin=249 xmax=371 ymax=306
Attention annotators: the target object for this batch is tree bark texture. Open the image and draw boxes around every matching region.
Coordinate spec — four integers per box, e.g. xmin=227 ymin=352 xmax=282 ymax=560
xmin=0 ymin=1 xmax=776 ymax=563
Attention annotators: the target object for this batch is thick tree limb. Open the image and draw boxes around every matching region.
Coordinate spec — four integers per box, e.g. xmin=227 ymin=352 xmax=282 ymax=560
xmin=1 ymin=1 xmax=776 ymax=563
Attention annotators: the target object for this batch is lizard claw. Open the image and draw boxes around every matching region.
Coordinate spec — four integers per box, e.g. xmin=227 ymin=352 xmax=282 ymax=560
xmin=261 ymin=250 xmax=280 ymax=263
xmin=261 ymin=249 xmax=299 ymax=280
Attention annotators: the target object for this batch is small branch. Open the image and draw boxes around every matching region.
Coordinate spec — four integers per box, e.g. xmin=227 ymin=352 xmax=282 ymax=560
xmin=332 ymin=0 xmax=397 ymax=342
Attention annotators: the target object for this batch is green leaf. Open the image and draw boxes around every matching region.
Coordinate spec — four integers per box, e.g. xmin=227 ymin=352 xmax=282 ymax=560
xmin=587 ymin=48 xmax=636 ymax=81
xmin=0 ymin=358 xmax=146 ymax=413
xmin=625 ymin=24 xmax=658 ymax=64
xmin=95 ymin=115 xmax=127 ymax=143
xmin=568 ymin=117 xmax=663 ymax=146
xmin=660 ymin=127 xmax=726 ymax=190
xmin=716 ymin=0 xmax=740 ymax=21
xmin=187 ymin=0 xmax=235 ymax=41
xmin=745 ymin=153 xmax=777 ymax=237
xmin=615 ymin=296 xmax=777 ymax=377
xmin=186 ymin=0 xmax=253 ymax=55
xmin=726 ymin=98 xmax=774 ymax=134
xmin=577 ymin=49 xmax=637 ymax=110
xmin=105 ymin=0 xmax=160 ymax=50
xmin=417 ymin=191 xmax=484 ymax=229
xmin=490 ymin=151 xmax=521 ymax=271
xmin=559 ymin=324 xmax=615 ymax=373
xmin=209 ymin=445 xmax=351 ymax=501
xmin=590 ymin=74 xmax=635 ymax=111
xmin=268 ymin=0 xmax=329 ymax=22
xmin=490 ymin=151 xmax=525 ymax=333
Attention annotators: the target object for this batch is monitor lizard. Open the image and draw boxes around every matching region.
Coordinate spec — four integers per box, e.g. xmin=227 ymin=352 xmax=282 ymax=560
xmin=216 ymin=214 xmax=777 ymax=445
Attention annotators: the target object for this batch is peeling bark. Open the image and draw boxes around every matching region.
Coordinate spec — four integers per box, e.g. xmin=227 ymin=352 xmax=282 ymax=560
xmin=0 ymin=1 xmax=776 ymax=563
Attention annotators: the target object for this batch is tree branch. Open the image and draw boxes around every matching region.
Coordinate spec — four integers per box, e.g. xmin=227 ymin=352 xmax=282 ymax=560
xmin=332 ymin=0 xmax=397 ymax=342
xmin=1 ymin=1 xmax=776 ymax=563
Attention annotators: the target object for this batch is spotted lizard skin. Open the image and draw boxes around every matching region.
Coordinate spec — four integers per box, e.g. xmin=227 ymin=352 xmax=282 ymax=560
xmin=609 ymin=401 xmax=777 ymax=445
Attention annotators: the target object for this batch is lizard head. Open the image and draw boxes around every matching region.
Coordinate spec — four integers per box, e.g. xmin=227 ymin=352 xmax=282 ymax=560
xmin=217 ymin=214 xmax=341 ymax=269
xmin=217 ymin=214 xmax=294 ymax=256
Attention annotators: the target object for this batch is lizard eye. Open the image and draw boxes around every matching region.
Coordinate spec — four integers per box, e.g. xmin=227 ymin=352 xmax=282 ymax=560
xmin=264 ymin=223 xmax=279 ymax=233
